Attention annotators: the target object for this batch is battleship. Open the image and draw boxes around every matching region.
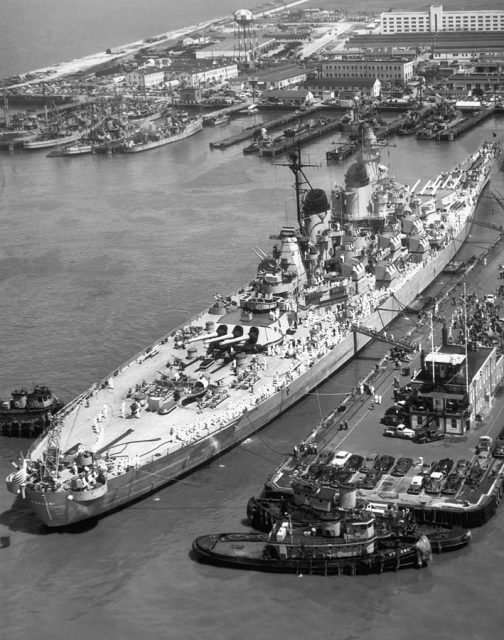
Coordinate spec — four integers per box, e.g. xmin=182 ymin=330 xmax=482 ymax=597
xmin=6 ymin=128 xmax=499 ymax=527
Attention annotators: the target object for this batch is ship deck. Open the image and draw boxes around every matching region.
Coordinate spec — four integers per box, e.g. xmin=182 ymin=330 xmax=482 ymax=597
xmin=32 ymin=300 xmax=356 ymax=473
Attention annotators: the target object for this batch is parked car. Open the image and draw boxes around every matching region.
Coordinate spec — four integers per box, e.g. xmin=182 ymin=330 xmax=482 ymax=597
xmin=345 ymin=454 xmax=364 ymax=473
xmin=331 ymin=450 xmax=352 ymax=467
xmin=330 ymin=469 xmax=353 ymax=485
xmin=465 ymin=464 xmax=484 ymax=487
xmin=391 ymin=457 xmax=414 ymax=476
xmin=420 ymin=460 xmax=436 ymax=476
xmin=455 ymin=459 xmax=471 ymax=476
xmin=497 ymin=426 xmax=504 ymax=442
xmin=384 ymin=424 xmax=416 ymax=439
xmin=374 ymin=454 xmax=395 ymax=474
xmin=434 ymin=458 xmax=454 ymax=476
xmin=476 ymin=435 xmax=493 ymax=454
xmin=385 ymin=400 xmax=409 ymax=416
xmin=492 ymin=443 xmax=504 ymax=458
xmin=362 ymin=470 xmax=382 ymax=489
xmin=477 ymin=450 xmax=491 ymax=468
xmin=360 ymin=453 xmax=379 ymax=473
xmin=381 ymin=414 xmax=407 ymax=427
xmin=442 ymin=472 xmax=463 ymax=495
xmin=413 ymin=429 xmax=445 ymax=444
xmin=425 ymin=471 xmax=445 ymax=494
xmin=385 ymin=407 xmax=404 ymax=417
xmin=407 ymin=475 xmax=424 ymax=494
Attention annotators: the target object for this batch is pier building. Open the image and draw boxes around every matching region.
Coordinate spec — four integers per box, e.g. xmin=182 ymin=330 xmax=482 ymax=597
xmin=244 ymin=65 xmax=307 ymax=92
xmin=321 ymin=56 xmax=414 ymax=88
xmin=305 ymin=77 xmax=381 ymax=101
xmin=446 ymin=68 xmax=504 ymax=96
xmin=125 ymin=66 xmax=165 ymax=89
xmin=409 ymin=345 xmax=504 ymax=436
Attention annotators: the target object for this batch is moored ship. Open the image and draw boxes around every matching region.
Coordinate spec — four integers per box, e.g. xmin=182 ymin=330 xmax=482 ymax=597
xmin=0 ymin=386 xmax=64 ymax=438
xmin=121 ymin=116 xmax=203 ymax=152
xmin=192 ymin=511 xmax=433 ymax=575
xmin=23 ymin=129 xmax=83 ymax=150
xmin=5 ymin=129 xmax=499 ymax=527
xmin=246 ymin=493 xmax=472 ymax=553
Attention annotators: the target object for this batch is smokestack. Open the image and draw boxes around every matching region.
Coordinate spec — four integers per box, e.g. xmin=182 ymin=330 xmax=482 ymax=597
xmin=441 ymin=323 xmax=448 ymax=346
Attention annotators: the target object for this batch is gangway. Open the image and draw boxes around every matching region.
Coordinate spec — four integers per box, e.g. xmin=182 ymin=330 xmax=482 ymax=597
xmin=469 ymin=219 xmax=504 ymax=233
xmin=491 ymin=190 xmax=504 ymax=211
xmin=351 ymin=324 xmax=415 ymax=355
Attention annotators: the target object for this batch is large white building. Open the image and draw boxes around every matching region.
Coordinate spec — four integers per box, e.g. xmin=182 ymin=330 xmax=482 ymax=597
xmin=380 ymin=5 xmax=504 ymax=33
xmin=321 ymin=57 xmax=414 ymax=86
xmin=125 ymin=67 xmax=165 ymax=89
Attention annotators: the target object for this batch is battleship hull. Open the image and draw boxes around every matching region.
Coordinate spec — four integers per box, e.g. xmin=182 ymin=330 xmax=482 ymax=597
xmin=24 ymin=213 xmax=474 ymax=527
xmin=23 ymin=131 xmax=83 ymax=149
xmin=10 ymin=137 xmax=497 ymax=528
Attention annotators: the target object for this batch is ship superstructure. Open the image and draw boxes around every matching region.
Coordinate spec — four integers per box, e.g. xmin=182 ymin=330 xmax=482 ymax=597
xmin=6 ymin=130 xmax=499 ymax=527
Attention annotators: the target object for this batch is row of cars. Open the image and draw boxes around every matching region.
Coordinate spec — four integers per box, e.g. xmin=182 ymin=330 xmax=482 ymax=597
xmin=406 ymin=457 xmax=479 ymax=496
xmin=305 ymin=447 xmax=492 ymax=497
xmin=305 ymin=450 xmax=414 ymax=489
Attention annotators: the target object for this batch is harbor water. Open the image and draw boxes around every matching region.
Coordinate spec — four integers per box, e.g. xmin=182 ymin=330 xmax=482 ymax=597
xmin=2 ymin=2 xmax=504 ymax=639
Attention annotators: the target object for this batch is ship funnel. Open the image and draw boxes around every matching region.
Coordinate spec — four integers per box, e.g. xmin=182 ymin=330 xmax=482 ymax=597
xmin=338 ymin=485 xmax=357 ymax=509
xmin=442 ymin=323 xmax=449 ymax=346
xmin=345 ymin=160 xmax=369 ymax=189
xmin=303 ymin=189 xmax=329 ymax=216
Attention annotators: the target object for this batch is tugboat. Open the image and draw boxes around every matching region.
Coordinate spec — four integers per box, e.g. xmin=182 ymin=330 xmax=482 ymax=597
xmin=246 ymin=491 xmax=472 ymax=553
xmin=0 ymin=386 xmax=64 ymax=437
xmin=192 ymin=511 xmax=433 ymax=575
xmin=5 ymin=129 xmax=499 ymax=527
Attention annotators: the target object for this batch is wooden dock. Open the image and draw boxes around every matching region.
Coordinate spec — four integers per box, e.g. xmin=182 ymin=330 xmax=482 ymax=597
xmin=326 ymin=141 xmax=359 ymax=163
xmin=202 ymin=103 xmax=251 ymax=126
xmin=437 ymin=105 xmax=496 ymax=141
xmin=209 ymin=106 xmax=324 ymax=150
xmin=259 ymin=118 xmax=342 ymax=158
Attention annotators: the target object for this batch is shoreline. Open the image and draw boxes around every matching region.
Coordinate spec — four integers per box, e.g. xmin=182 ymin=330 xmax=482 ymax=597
xmin=7 ymin=0 xmax=310 ymax=86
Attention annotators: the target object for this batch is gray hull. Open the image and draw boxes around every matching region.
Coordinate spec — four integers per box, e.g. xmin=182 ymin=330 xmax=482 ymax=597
xmin=24 ymin=215 xmax=472 ymax=526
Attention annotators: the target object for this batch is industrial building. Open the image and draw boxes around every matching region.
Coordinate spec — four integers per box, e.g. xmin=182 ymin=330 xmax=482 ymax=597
xmin=321 ymin=56 xmax=414 ymax=87
xmin=409 ymin=344 xmax=504 ymax=436
xmin=380 ymin=5 xmax=504 ymax=34
xmin=305 ymin=77 xmax=381 ymax=101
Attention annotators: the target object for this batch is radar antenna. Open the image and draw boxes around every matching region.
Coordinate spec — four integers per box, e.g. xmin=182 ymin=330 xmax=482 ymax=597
xmin=276 ymin=144 xmax=319 ymax=230
xmin=40 ymin=419 xmax=62 ymax=480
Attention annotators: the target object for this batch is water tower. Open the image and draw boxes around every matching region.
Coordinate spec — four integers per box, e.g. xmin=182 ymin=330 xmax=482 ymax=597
xmin=234 ymin=9 xmax=256 ymax=64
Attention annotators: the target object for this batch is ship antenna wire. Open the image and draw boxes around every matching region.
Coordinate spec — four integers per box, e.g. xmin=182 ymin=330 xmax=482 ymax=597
xmin=430 ymin=312 xmax=435 ymax=383
xmin=463 ymin=280 xmax=469 ymax=398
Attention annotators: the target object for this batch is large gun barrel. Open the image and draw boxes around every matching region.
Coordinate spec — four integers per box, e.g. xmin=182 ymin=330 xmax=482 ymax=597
xmin=186 ymin=332 xmax=218 ymax=343
xmin=206 ymin=333 xmax=234 ymax=344
xmin=219 ymin=336 xmax=247 ymax=346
